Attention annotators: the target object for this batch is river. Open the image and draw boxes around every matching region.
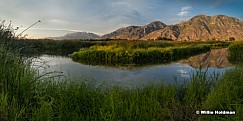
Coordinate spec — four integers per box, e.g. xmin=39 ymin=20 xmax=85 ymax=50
xmin=31 ymin=48 xmax=232 ymax=87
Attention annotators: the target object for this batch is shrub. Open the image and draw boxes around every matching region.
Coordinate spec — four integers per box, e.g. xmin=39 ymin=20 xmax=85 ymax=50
xmin=228 ymin=41 xmax=243 ymax=63
xmin=229 ymin=37 xmax=235 ymax=41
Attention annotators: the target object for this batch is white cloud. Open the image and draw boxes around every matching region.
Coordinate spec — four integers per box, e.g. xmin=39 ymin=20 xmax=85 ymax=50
xmin=177 ymin=6 xmax=191 ymax=16
xmin=111 ymin=1 xmax=130 ymax=7
xmin=49 ymin=19 xmax=70 ymax=26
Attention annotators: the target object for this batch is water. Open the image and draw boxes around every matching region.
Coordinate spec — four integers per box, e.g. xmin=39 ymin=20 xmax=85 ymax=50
xmin=31 ymin=49 xmax=231 ymax=87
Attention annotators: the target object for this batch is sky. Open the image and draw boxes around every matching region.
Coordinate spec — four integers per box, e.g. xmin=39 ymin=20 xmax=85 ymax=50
xmin=0 ymin=0 xmax=242 ymax=38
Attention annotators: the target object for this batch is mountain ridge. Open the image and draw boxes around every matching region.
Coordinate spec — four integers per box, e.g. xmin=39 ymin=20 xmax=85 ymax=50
xmin=48 ymin=32 xmax=100 ymax=40
xmin=102 ymin=14 xmax=243 ymax=41
xmin=101 ymin=21 xmax=167 ymax=40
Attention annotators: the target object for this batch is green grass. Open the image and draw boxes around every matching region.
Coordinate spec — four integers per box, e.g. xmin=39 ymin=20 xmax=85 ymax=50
xmin=71 ymin=40 xmax=231 ymax=66
xmin=228 ymin=41 xmax=243 ymax=63
xmin=202 ymin=66 xmax=243 ymax=120
xmin=72 ymin=43 xmax=211 ymax=65
xmin=0 ymin=46 xmax=38 ymax=121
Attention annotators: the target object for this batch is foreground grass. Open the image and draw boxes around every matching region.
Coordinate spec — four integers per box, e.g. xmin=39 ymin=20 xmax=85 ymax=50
xmin=0 ymin=46 xmax=38 ymax=121
xmin=202 ymin=65 xmax=243 ymax=120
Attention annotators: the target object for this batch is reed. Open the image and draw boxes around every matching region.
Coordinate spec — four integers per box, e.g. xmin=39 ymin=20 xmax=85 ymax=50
xmin=228 ymin=41 xmax=243 ymax=64
xmin=202 ymin=66 xmax=243 ymax=120
xmin=72 ymin=44 xmax=211 ymax=65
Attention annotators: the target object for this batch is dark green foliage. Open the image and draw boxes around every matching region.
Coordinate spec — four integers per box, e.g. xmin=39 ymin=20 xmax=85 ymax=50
xmin=16 ymin=39 xmax=108 ymax=55
xmin=0 ymin=46 xmax=38 ymax=121
xmin=228 ymin=41 xmax=243 ymax=64
xmin=0 ymin=21 xmax=38 ymax=120
xmin=0 ymin=20 xmax=19 ymax=50
xmin=156 ymin=36 xmax=173 ymax=41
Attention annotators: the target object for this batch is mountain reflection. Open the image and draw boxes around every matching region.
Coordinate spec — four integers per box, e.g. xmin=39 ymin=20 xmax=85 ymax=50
xmin=179 ymin=48 xmax=231 ymax=68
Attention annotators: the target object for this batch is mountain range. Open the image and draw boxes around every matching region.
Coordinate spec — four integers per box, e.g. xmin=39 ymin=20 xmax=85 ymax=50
xmin=101 ymin=21 xmax=167 ymax=40
xmin=48 ymin=32 xmax=100 ymax=40
xmin=101 ymin=14 xmax=243 ymax=41
xmin=48 ymin=14 xmax=243 ymax=41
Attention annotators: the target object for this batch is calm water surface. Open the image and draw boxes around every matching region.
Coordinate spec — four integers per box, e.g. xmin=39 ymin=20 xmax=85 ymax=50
xmin=31 ymin=49 xmax=231 ymax=87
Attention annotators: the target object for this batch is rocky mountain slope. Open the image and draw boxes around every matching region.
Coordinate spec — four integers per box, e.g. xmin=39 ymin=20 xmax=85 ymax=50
xmin=48 ymin=32 xmax=100 ymax=40
xmin=102 ymin=14 xmax=243 ymax=41
xmin=142 ymin=25 xmax=180 ymax=40
xmin=101 ymin=21 xmax=167 ymax=39
xmin=147 ymin=14 xmax=243 ymax=41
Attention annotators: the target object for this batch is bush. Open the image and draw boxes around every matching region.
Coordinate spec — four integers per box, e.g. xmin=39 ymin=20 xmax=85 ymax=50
xmin=0 ymin=20 xmax=39 ymax=120
xmin=228 ymin=41 xmax=243 ymax=63
xmin=229 ymin=37 xmax=235 ymax=41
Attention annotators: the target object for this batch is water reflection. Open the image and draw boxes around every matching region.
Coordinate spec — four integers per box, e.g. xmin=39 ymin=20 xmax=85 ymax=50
xmin=31 ymin=49 xmax=231 ymax=87
xmin=179 ymin=48 xmax=231 ymax=68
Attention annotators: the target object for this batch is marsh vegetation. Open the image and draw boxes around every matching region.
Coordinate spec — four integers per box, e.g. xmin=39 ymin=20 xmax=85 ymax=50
xmin=71 ymin=41 xmax=231 ymax=66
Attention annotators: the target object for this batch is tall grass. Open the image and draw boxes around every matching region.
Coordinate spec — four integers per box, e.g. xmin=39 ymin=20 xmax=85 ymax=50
xmin=0 ymin=20 xmax=39 ymax=120
xmin=72 ymin=44 xmax=210 ymax=65
xmin=0 ymin=46 xmax=39 ymax=121
xmin=228 ymin=41 xmax=243 ymax=63
xmin=202 ymin=66 xmax=243 ymax=120
xmin=12 ymin=71 xmax=220 ymax=121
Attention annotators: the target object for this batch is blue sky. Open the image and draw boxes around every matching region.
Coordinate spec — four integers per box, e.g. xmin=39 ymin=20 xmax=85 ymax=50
xmin=0 ymin=0 xmax=242 ymax=38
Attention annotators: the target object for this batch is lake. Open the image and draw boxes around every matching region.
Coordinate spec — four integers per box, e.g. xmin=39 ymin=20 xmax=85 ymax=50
xmin=31 ymin=48 xmax=231 ymax=88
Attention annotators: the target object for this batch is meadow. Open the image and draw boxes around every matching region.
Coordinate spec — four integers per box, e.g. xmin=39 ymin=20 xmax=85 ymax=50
xmin=0 ymin=21 xmax=242 ymax=120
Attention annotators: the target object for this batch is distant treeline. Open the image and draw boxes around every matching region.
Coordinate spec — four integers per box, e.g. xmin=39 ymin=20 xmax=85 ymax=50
xmin=14 ymin=39 xmax=108 ymax=55
xmin=11 ymin=38 xmax=232 ymax=56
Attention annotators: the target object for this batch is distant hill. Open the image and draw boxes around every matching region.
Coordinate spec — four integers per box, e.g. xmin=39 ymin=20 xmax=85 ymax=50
xmin=48 ymin=32 xmax=100 ymax=40
xmin=101 ymin=21 xmax=167 ymax=40
xmin=101 ymin=14 xmax=243 ymax=41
